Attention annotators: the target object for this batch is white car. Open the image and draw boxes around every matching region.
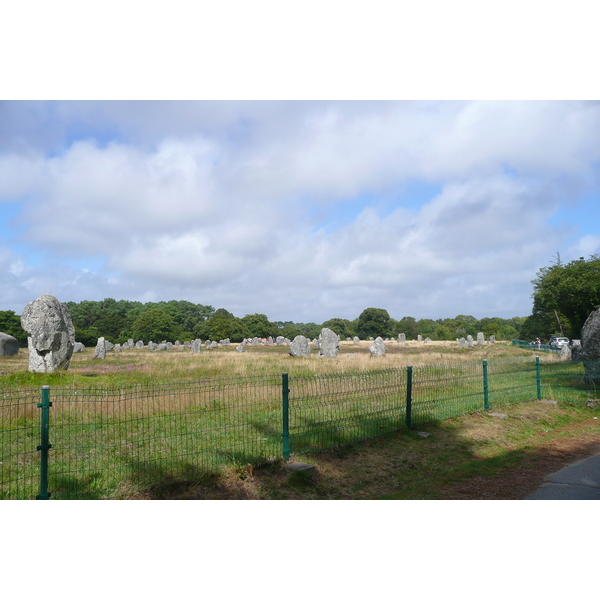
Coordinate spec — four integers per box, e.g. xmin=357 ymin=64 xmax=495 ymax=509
xmin=549 ymin=337 xmax=569 ymax=347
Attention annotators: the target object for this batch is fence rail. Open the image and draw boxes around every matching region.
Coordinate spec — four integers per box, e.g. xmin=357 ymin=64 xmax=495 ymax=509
xmin=1 ymin=357 xmax=597 ymax=499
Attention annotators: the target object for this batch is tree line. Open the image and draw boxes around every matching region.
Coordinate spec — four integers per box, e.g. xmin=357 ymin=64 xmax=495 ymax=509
xmin=0 ymin=299 xmax=525 ymax=346
xmin=3 ymin=255 xmax=598 ymax=347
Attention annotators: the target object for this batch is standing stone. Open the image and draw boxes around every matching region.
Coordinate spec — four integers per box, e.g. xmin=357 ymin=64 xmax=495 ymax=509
xmin=114 ymin=344 xmax=122 ymax=353
xmin=211 ymin=341 xmax=218 ymax=349
xmin=369 ymin=336 xmax=386 ymax=356
xmin=236 ymin=345 xmax=245 ymax=353
xmin=136 ymin=340 xmax=144 ymax=349
xmin=156 ymin=343 xmax=167 ymax=351
xmin=417 ymin=335 xmax=422 ymax=342
xmin=558 ymin=344 xmax=572 ymax=360
xmin=458 ymin=337 xmax=468 ymax=348
xmin=467 ymin=335 xmax=474 ymax=347
xmin=20 ymin=295 xmax=76 ymax=372
xmin=0 ymin=332 xmax=20 ymax=356
xmin=477 ymin=332 xmax=485 ymax=345
xmin=571 ymin=340 xmax=583 ymax=361
xmin=205 ymin=340 xmax=212 ymax=349
xmin=318 ymin=328 xmax=339 ymax=358
xmin=73 ymin=341 xmax=85 ymax=353
xmin=147 ymin=341 xmax=156 ymax=350
xmin=490 ymin=335 xmax=496 ymax=343
xmin=398 ymin=333 xmax=406 ymax=343
xmin=353 ymin=336 xmax=360 ymax=344
xmin=289 ymin=335 xmax=311 ymax=357
xmin=191 ymin=339 xmax=202 ymax=354
xmin=276 ymin=336 xmax=285 ymax=345
xmin=580 ymin=309 xmax=600 ymax=382
xmin=94 ymin=337 xmax=108 ymax=359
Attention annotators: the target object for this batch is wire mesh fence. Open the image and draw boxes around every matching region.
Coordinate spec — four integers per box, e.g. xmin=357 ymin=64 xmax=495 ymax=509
xmin=288 ymin=368 xmax=407 ymax=454
xmin=1 ymin=356 xmax=598 ymax=499
xmin=539 ymin=360 xmax=600 ymax=405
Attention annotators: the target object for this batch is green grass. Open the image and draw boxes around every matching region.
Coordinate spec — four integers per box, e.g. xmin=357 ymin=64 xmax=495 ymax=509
xmin=1 ymin=343 xmax=598 ymax=499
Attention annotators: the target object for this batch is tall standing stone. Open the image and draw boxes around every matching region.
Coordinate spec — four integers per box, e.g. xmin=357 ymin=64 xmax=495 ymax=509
xmin=477 ymin=332 xmax=485 ymax=345
xmin=580 ymin=308 xmax=600 ymax=382
xmin=289 ymin=335 xmax=311 ymax=357
xmin=191 ymin=339 xmax=202 ymax=354
xmin=318 ymin=328 xmax=339 ymax=358
xmin=20 ymin=295 xmax=76 ymax=372
xmin=94 ymin=337 xmax=108 ymax=359
xmin=398 ymin=333 xmax=406 ymax=343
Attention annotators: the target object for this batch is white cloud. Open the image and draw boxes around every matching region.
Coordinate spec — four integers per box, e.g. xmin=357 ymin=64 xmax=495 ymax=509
xmin=1 ymin=100 xmax=600 ymax=322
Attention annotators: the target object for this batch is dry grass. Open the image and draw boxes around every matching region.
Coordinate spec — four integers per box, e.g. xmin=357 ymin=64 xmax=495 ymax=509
xmin=0 ymin=339 xmax=556 ymax=386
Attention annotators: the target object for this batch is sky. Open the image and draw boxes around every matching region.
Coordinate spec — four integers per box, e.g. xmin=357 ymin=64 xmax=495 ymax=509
xmin=1 ymin=100 xmax=600 ymax=324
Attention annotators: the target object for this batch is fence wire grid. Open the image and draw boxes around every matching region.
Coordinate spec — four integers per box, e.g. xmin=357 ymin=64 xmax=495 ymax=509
xmin=1 ymin=357 xmax=597 ymax=499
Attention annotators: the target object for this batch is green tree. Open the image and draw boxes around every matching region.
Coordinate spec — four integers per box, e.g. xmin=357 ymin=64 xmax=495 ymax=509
xmin=205 ymin=312 xmax=251 ymax=342
xmin=392 ymin=316 xmax=418 ymax=340
xmin=356 ymin=308 xmax=391 ymax=339
xmin=131 ymin=308 xmax=178 ymax=343
xmin=281 ymin=324 xmax=303 ymax=339
xmin=241 ymin=313 xmax=277 ymax=338
xmin=529 ymin=255 xmax=600 ymax=338
xmin=322 ymin=318 xmax=352 ymax=338
xmin=0 ymin=310 xmax=27 ymax=344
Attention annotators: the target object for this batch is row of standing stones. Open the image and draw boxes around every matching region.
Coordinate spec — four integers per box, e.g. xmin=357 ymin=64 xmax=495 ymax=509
xmin=4 ymin=295 xmax=600 ymax=375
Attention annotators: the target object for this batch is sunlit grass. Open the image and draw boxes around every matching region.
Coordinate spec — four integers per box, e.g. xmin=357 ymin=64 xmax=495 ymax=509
xmin=1 ymin=340 xmax=584 ymax=500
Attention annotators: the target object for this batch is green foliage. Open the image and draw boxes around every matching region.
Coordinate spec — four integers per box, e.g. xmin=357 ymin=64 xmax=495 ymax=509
xmin=241 ymin=313 xmax=278 ymax=338
xmin=0 ymin=310 xmax=27 ymax=344
xmin=392 ymin=316 xmax=418 ymax=339
xmin=202 ymin=312 xmax=251 ymax=342
xmin=131 ymin=308 xmax=178 ymax=343
xmin=321 ymin=318 xmax=352 ymax=338
xmin=357 ymin=307 xmax=391 ymax=339
xmin=528 ymin=255 xmax=600 ymax=339
xmin=281 ymin=324 xmax=303 ymax=339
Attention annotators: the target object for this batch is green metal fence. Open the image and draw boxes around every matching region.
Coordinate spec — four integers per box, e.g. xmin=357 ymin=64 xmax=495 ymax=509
xmin=512 ymin=339 xmax=560 ymax=354
xmin=1 ymin=357 xmax=597 ymax=499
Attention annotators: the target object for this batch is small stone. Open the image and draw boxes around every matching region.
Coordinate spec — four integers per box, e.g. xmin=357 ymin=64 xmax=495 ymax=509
xmin=284 ymin=462 xmax=317 ymax=478
xmin=416 ymin=431 xmax=432 ymax=438
xmin=488 ymin=412 xmax=508 ymax=419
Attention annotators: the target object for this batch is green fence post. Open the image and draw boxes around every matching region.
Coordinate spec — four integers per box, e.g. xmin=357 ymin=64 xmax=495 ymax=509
xmin=406 ymin=366 xmax=413 ymax=429
xmin=281 ymin=372 xmax=291 ymax=461
xmin=36 ymin=385 xmax=52 ymax=500
xmin=483 ymin=360 xmax=489 ymax=411
xmin=536 ymin=356 xmax=542 ymax=400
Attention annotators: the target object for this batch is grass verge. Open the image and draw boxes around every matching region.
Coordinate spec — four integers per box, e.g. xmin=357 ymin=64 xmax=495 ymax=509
xmin=130 ymin=400 xmax=600 ymax=500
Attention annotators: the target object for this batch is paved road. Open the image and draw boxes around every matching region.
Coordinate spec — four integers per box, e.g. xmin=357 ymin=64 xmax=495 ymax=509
xmin=525 ymin=452 xmax=600 ymax=499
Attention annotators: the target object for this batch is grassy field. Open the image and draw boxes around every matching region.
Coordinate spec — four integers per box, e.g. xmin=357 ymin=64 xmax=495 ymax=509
xmin=0 ymin=339 xmax=556 ymax=388
xmin=1 ymin=340 xmax=598 ymax=500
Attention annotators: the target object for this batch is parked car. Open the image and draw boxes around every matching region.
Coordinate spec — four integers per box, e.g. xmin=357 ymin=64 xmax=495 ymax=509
xmin=549 ymin=337 xmax=569 ymax=347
